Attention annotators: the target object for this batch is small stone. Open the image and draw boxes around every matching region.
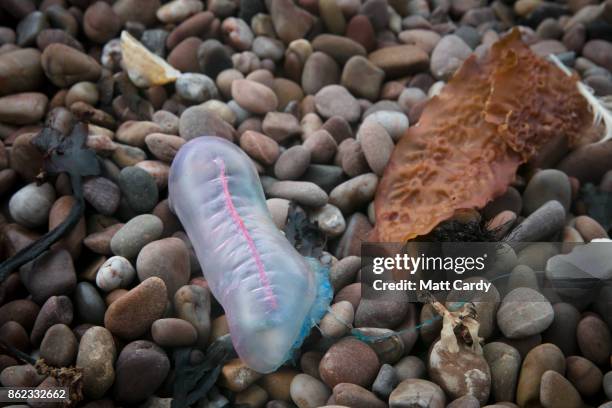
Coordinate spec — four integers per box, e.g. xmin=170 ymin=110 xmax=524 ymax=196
xmin=394 ymin=356 xmax=426 ymax=381
xmin=290 ymin=373 xmax=331 ymax=408
xmin=20 ymin=249 xmax=76 ymax=305
xmin=574 ymin=215 xmax=609 ymax=241
xmin=583 ymin=40 xmax=612 ymax=72
xmin=312 ymin=34 xmax=366 ymax=66
xmin=83 ymin=177 xmax=120 ymax=216
xmin=523 ymin=169 xmax=571 ymax=214
xmin=315 ymin=85 xmax=360 ymax=123
xmin=30 ymin=296 xmax=73 ymax=346
xmin=262 ymin=112 xmax=301 ymax=142
xmin=357 ymin=121 xmax=393 ymax=176
xmin=267 ymin=198 xmax=291 ymax=229
xmin=319 ymin=0 xmax=346 ymax=34
xmin=151 ymin=318 xmax=197 ymax=347
xmin=121 ymin=31 xmax=180 ymax=88
xmin=114 ymin=340 xmax=170 ymax=403
xmin=219 ymin=358 xmax=262 ymax=392
xmin=145 ymin=133 xmax=185 ymax=163
xmin=542 ymin=303 xmax=580 ymax=356
xmin=497 ymin=288 xmax=554 ymax=338
xmin=259 ymin=367 xmax=298 ymax=401
xmin=156 ymin=0 xmax=203 ymax=23
xmin=556 ymin=140 xmax=612 ymax=183
xmin=302 ymin=52 xmax=340 ymax=95
xmin=389 ymin=379 xmax=446 ymax=408
xmin=329 ymin=173 xmax=378 ymax=214
xmin=136 ymin=237 xmax=190 ymax=299
xmin=505 ymin=200 xmax=566 ymax=243
xmin=303 ymin=129 xmax=337 ymax=163
xmin=332 ymin=383 xmax=385 ymax=408
xmin=175 ymin=73 xmax=218 ymax=103
xmin=362 ymin=110 xmax=409 ymax=142
xmin=0 ymin=48 xmax=44 ymax=96
xmin=253 ymin=36 xmax=285 ymax=61
xmin=118 ymin=166 xmax=159 ymax=214
xmin=180 ymin=106 xmax=235 ymax=141
xmin=566 ymin=356 xmax=603 ymax=397
xmin=269 ymin=0 xmax=314 ymax=44
xmin=483 ymin=342 xmax=521 ymax=403
xmin=399 ymin=29 xmax=441 ymax=53
xmin=96 ymin=256 xmax=135 ymax=292
xmin=110 ymin=214 xmax=163 ymax=259
xmin=430 ymin=35 xmax=472 ymax=80
xmin=174 ymin=285 xmax=212 ymax=347
xmin=368 ymin=45 xmax=429 ymax=78
xmin=40 ymin=324 xmax=77 ymax=367
xmin=302 ymin=164 xmax=345 ymax=193
xmin=319 ymin=300 xmax=353 ymax=337
xmin=167 ymin=36 xmax=202 ymax=72
xmin=9 ymin=182 xmax=55 ymax=228
xmin=0 ymin=321 xmax=29 ymax=353
xmin=0 ymin=92 xmax=47 ymax=125
xmin=74 ymin=282 xmax=106 ymax=325
xmin=341 ymin=56 xmax=384 ymax=101
xmin=540 ymin=370 xmax=582 ymax=408
xmin=41 ymin=43 xmax=101 ymax=88
xmin=309 ymin=204 xmax=346 ymax=237
xmin=113 ymin=0 xmax=161 ymax=26
xmin=267 ymin=180 xmax=328 ymax=207
xmin=84 ymin=2 xmax=121 ymax=43
xmin=232 ymin=79 xmax=278 ymax=114
xmin=166 ymin=11 xmax=215 ymax=50
xmin=604 ymin=372 xmax=612 ymax=400
xmin=16 ymin=11 xmax=48 ymax=47
xmin=104 ymin=277 xmax=167 ymax=339
xmin=240 ymin=130 xmax=280 ymax=165
xmin=274 ymin=146 xmax=311 ymax=180
xmin=577 ymin=314 xmax=611 ymax=365
xmin=516 ymin=343 xmax=566 ymax=407
xmin=76 ymin=326 xmax=116 ymax=399
xmin=319 ymin=337 xmax=380 ymax=388
xmin=196 ymin=39 xmax=232 ymax=79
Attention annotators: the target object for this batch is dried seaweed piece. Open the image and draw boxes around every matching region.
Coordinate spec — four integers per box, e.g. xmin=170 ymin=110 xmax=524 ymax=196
xmin=374 ymin=29 xmax=593 ymax=242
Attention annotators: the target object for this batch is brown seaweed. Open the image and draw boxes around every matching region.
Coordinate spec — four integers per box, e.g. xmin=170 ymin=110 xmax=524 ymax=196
xmin=373 ymin=29 xmax=593 ymax=242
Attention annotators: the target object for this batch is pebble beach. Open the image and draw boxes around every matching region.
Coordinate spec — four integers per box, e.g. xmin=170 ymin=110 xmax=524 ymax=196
xmin=0 ymin=0 xmax=611 ymax=407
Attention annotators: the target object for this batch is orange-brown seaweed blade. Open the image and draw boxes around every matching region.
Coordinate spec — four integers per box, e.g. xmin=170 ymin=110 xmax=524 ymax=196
xmin=373 ymin=29 xmax=592 ymax=243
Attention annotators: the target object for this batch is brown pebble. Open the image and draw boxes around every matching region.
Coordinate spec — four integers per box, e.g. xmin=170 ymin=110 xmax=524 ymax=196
xmin=240 ymin=130 xmax=280 ymax=165
xmin=319 ymin=337 xmax=380 ymax=388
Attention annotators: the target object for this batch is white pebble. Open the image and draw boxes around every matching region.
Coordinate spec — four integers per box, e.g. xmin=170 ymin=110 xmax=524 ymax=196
xmin=96 ymin=256 xmax=135 ymax=291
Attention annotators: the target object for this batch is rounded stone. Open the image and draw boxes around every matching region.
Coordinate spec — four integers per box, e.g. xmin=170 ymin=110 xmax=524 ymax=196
xmin=0 ymin=93 xmax=48 ymax=125
xmin=483 ymin=342 xmax=521 ymax=403
xmin=497 ymin=288 xmax=554 ymax=339
xmin=368 ymin=45 xmax=429 ymax=78
xmin=110 ymin=214 xmax=164 ymax=259
xmin=319 ymin=300 xmax=354 ymax=338
xmin=577 ymin=314 xmax=611 ymax=365
xmin=389 ymin=379 xmax=446 ymax=408
xmin=319 ymin=337 xmax=380 ymax=388
xmin=329 ymin=173 xmax=378 ymax=214
xmin=104 ymin=277 xmax=167 ymax=339
xmin=84 ymin=2 xmax=121 ymax=43
xmin=540 ymin=370 xmax=582 ymax=408
xmin=332 ymin=382 xmax=386 ymax=408
xmin=357 ymin=121 xmax=394 ymax=176
xmin=240 ymin=130 xmax=280 ymax=165
xmin=41 ymin=43 xmax=101 ymax=88
xmin=76 ymin=326 xmax=116 ymax=399
xmin=174 ymin=285 xmax=212 ymax=347
xmin=523 ymin=169 xmax=571 ymax=214
xmin=302 ymin=52 xmax=340 ymax=95
xmin=289 ymin=374 xmax=331 ymax=408
xmin=175 ymin=73 xmax=218 ymax=103
xmin=516 ymin=343 xmax=566 ymax=407
xmin=314 ymin=85 xmax=361 ymax=123
xmin=430 ymin=35 xmax=472 ymax=80
xmin=118 ymin=166 xmax=159 ymax=214
xmin=232 ymin=79 xmax=278 ymax=114
xmin=274 ymin=146 xmax=311 ymax=180
xmin=151 ymin=318 xmax=198 ymax=347
xmin=74 ymin=282 xmax=106 ymax=325
xmin=566 ymin=356 xmax=603 ymax=397
xmin=179 ymin=106 xmax=235 ymax=141
xmin=114 ymin=340 xmax=170 ymax=404
xmin=20 ymin=248 xmax=76 ymax=305
xmin=39 ymin=324 xmax=78 ymax=367
xmin=303 ymin=129 xmax=338 ymax=164
xmin=267 ymin=181 xmax=328 ymax=207
xmin=136 ymin=237 xmax=190 ymax=299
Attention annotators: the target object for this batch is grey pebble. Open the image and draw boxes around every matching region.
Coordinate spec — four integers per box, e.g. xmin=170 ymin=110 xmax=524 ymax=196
xmin=118 ymin=166 xmax=159 ymax=214
xmin=110 ymin=214 xmax=164 ymax=259
xmin=266 ymin=180 xmax=328 ymax=207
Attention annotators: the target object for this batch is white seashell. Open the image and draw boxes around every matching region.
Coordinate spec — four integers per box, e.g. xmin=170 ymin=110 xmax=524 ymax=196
xmin=120 ymin=31 xmax=181 ymax=88
xmin=96 ymin=255 xmax=135 ymax=291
